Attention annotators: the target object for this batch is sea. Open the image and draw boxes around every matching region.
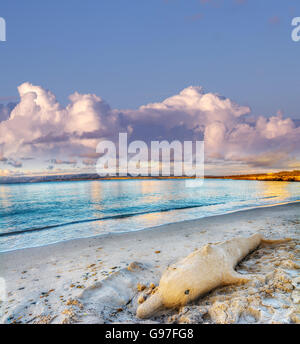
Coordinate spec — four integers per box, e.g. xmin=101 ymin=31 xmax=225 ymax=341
xmin=0 ymin=179 xmax=299 ymax=252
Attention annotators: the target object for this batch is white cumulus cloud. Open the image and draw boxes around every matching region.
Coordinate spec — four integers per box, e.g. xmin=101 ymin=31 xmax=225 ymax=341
xmin=0 ymin=82 xmax=299 ymax=174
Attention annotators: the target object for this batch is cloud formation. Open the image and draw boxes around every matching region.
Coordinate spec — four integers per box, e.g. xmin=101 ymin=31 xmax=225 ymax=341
xmin=0 ymin=102 xmax=17 ymax=123
xmin=0 ymin=82 xmax=299 ymax=175
xmin=0 ymin=83 xmax=120 ymax=161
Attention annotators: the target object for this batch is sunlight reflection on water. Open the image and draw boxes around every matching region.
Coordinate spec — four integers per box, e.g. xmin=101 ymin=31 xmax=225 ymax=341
xmin=0 ymin=179 xmax=299 ymax=252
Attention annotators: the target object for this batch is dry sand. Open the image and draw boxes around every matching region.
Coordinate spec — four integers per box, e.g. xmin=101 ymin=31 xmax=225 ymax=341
xmin=0 ymin=202 xmax=299 ymax=324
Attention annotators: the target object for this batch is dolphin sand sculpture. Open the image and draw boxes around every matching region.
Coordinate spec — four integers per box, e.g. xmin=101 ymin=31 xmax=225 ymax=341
xmin=137 ymin=233 xmax=291 ymax=318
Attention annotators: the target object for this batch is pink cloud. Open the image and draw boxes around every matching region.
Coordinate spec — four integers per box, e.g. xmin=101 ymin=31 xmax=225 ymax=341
xmin=0 ymin=82 xmax=299 ymax=174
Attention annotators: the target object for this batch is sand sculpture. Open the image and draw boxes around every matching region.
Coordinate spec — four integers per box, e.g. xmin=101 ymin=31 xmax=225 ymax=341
xmin=137 ymin=234 xmax=291 ymax=318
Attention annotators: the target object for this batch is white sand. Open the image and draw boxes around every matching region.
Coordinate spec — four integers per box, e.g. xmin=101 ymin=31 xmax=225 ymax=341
xmin=0 ymin=202 xmax=299 ymax=324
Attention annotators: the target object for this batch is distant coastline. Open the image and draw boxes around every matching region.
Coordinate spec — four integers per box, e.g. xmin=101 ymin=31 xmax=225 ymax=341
xmin=0 ymin=170 xmax=299 ymax=185
xmin=206 ymin=170 xmax=300 ymax=182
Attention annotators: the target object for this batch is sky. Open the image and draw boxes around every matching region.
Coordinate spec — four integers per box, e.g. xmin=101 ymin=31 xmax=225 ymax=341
xmin=0 ymin=0 xmax=300 ymax=177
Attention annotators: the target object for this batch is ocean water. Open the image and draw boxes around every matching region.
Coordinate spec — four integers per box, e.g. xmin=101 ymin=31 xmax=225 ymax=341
xmin=0 ymin=179 xmax=299 ymax=252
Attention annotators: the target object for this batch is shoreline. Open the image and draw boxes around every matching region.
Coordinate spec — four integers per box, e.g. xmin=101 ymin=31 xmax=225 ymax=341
xmin=1 ymin=202 xmax=299 ymax=324
xmin=1 ymin=199 xmax=300 ymax=255
xmin=1 ymin=170 xmax=300 ymax=186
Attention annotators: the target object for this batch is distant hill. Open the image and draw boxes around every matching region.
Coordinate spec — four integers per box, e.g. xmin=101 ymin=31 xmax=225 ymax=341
xmin=1 ymin=170 xmax=299 ymax=184
xmin=0 ymin=174 xmax=195 ymax=185
xmin=206 ymin=170 xmax=300 ymax=182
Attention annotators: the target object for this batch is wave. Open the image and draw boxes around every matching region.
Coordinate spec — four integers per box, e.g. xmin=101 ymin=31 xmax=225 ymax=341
xmin=0 ymin=203 xmax=222 ymax=238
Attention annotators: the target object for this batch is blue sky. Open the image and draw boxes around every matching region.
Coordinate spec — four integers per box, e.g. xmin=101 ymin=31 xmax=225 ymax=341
xmin=0 ymin=0 xmax=300 ymax=117
xmin=0 ymin=0 xmax=300 ymax=177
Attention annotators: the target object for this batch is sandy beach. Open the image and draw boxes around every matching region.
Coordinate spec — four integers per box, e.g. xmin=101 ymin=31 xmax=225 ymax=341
xmin=1 ymin=202 xmax=299 ymax=324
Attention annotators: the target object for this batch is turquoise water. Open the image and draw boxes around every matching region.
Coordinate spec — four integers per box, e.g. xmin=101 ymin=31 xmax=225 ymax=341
xmin=0 ymin=179 xmax=299 ymax=252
